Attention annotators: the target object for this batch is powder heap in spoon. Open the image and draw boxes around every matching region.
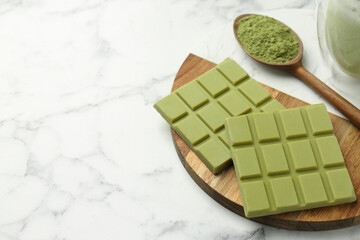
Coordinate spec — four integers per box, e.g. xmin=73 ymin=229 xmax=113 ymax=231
xmin=237 ymin=15 xmax=299 ymax=64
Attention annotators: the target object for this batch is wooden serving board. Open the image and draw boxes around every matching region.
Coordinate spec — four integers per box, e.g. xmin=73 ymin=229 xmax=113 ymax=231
xmin=170 ymin=54 xmax=360 ymax=231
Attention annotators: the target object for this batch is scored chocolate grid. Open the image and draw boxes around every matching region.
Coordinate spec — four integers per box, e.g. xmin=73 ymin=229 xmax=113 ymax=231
xmin=154 ymin=60 xmax=286 ymax=174
xmin=173 ymin=66 xmax=276 ymax=150
xmin=231 ymin=107 xmax=345 ymax=209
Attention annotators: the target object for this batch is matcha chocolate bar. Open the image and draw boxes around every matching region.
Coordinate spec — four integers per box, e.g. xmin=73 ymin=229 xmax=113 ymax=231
xmin=225 ymin=104 xmax=356 ymax=218
xmin=154 ymin=58 xmax=285 ymax=174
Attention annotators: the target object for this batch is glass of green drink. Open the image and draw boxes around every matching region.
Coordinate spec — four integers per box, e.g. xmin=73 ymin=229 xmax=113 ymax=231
xmin=317 ymin=0 xmax=360 ymax=82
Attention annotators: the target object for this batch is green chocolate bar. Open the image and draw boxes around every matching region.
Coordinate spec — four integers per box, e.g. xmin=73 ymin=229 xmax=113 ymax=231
xmin=225 ymin=104 xmax=356 ymax=218
xmin=154 ymin=58 xmax=285 ymax=174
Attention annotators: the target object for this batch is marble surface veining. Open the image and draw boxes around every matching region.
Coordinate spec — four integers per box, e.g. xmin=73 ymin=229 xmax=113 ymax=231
xmin=0 ymin=0 xmax=359 ymax=239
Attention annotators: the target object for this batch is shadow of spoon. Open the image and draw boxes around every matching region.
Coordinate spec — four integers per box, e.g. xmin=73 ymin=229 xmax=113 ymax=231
xmin=234 ymin=14 xmax=360 ymax=129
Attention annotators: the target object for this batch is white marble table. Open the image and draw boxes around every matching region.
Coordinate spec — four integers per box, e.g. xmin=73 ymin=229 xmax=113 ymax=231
xmin=0 ymin=0 xmax=359 ymax=239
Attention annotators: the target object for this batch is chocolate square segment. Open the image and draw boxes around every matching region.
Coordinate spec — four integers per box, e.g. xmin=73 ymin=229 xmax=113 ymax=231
xmin=327 ymin=169 xmax=356 ymax=202
xmin=195 ymin=139 xmax=231 ymax=173
xmin=280 ymin=108 xmax=307 ymax=139
xmin=253 ymin=113 xmax=280 ymax=142
xmin=176 ymin=81 xmax=208 ymax=110
xmin=197 ymin=104 xmax=229 ymax=133
xmin=270 ymin=177 xmax=299 ymax=210
xmin=298 ymin=173 xmax=328 ymax=207
xmin=306 ymin=104 xmax=333 ymax=135
xmin=316 ymin=136 xmax=345 ymax=167
xmin=218 ymin=90 xmax=251 ymax=116
xmin=241 ymin=181 xmax=270 ymax=218
xmin=174 ymin=116 xmax=209 ymax=146
xmin=261 ymin=143 xmax=289 ymax=176
xmin=197 ymin=69 xmax=229 ymax=97
xmin=238 ymin=78 xmax=271 ymax=106
xmin=288 ymin=140 xmax=317 ymax=171
xmin=154 ymin=93 xmax=188 ymax=123
xmin=225 ymin=117 xmax=253 ymax=146
xmin=233 ymin=147 xmax=261 ymax=180
xmin=217 ymin=58 xmax=249 ymax=85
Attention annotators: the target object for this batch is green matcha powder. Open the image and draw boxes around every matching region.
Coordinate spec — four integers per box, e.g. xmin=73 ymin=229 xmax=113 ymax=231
xmin=237 ymin=15 xmax=299 ymax=64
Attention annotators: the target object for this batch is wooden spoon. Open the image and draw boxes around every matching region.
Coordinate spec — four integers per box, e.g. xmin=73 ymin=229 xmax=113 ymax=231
xmin=233 ymin=14 xmax=360 ymax=129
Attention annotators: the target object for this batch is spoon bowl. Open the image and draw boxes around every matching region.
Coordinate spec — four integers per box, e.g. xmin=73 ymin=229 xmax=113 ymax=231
xmin=233 ymin=14 xmax=303 ymax=70
xmin=233 ymin=14 xmax=360 ymax=129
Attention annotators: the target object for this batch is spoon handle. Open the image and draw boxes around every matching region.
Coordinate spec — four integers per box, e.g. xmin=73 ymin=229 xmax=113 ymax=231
xmin=292 ymin=66 xmax=360 ymax=129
